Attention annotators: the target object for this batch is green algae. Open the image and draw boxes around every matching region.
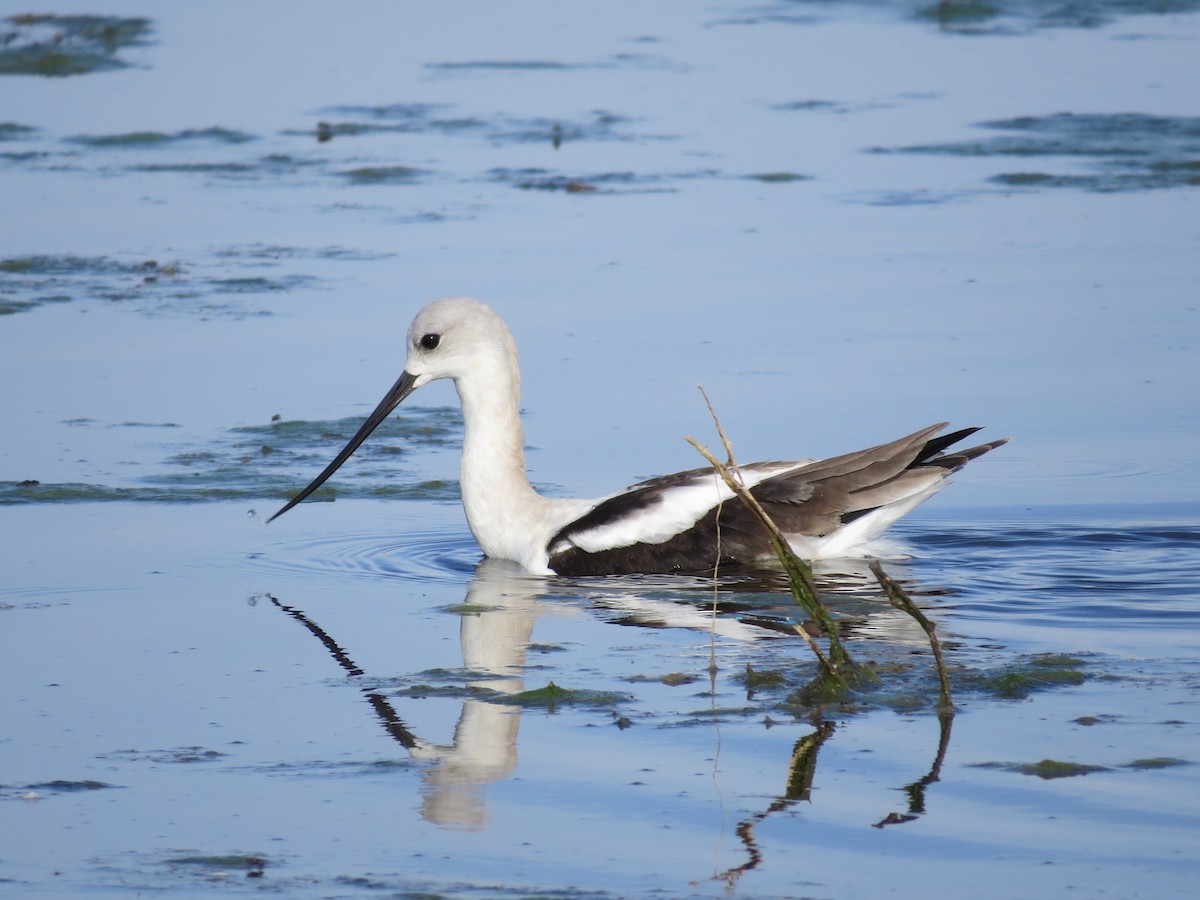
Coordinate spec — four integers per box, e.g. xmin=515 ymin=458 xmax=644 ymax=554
xmin=1 ymin=408 xmax=464 ymax=506
xmin=1017 ymin=759 xmax=1110 ymax=779
xmin=24 ymin=779 xmax=116 ymax=792
xmin=0 ymin=14 xmax=152 ymax=76
xmin=165 ymin=854 xmax=267 ymax=870
xmin=1124 ymin=757 xmax=1189 ymax=770
xmin=972 ymin=759 xmax=1110 ymax=779
xmin=495 ymin=682 xmax=630 ymax=709
xmin=745 ymin=172 xmax=812 ymax=183
xmin=0 ymin=252 xmax=329 ymax=316
xmin=659 ymin=672 xmax=700 ymax=686
xmin=738 ymin=664 xmax=787 ymax=690
xmin=341 ymin=165 xmax=425 ymax=185
xmin=65 ymin=127 xmax=256 ymax=147
xmin=0 ymin=255 xmax=181 ymax=315
xmin=0 ymin=254 xmax=156 ymax=275
xmin=969 ymin=754 xmax=1190 ymax=779
xmin=879 ymin=112 xmax=1200 ymax=192
xmin=909 ymin=0 xmax=1200 ymax=34
xmin=963 ymin=653 xmax=1090 ymax=699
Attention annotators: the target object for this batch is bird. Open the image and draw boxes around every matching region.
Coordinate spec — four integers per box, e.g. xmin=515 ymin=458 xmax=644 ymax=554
xmin=268 ymin=297 xmax=1007 ymax=576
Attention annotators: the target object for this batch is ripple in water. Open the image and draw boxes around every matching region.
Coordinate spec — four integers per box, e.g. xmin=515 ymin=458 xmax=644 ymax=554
xmin=907 ymin=517 xmax=1200 ymax=629
xmin=257 ymin=527 xmax=480 ymax=584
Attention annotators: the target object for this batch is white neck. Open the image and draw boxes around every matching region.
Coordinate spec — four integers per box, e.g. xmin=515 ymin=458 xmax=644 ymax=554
xmin=454 ymin=353 xmax=556 ymax=566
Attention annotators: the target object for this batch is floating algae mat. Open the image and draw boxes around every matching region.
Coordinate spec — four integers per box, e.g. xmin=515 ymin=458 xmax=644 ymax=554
xmin=0 ymin=14 xmax=152 ymax=76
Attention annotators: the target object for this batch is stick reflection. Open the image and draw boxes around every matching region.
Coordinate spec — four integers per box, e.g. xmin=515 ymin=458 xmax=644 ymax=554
xmin=263 ymin=559 xmax=958 ymax=857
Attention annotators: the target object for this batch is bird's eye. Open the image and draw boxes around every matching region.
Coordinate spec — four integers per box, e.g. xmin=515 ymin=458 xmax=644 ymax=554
xmin=419 ymin=333 xmax=440 ymax=350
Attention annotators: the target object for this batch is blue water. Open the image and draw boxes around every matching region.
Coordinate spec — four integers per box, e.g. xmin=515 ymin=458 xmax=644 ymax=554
xmin=2 ymin=2 xmax=1199 ymax=897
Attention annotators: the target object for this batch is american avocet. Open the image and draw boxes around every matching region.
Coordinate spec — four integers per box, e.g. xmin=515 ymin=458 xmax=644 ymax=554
xmin=269 ymin=297 xmax=1007 ymax=576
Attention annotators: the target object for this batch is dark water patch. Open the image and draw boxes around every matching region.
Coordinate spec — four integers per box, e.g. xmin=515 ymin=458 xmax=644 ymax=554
xmin=426 ymin=59 xmax=597 ymax=72
xmin=428 ymin=55 xmax=676 ymax=74
xmin=252 ymin=758 xmax=417 ymax=777
xmin=0 ymin=255 xmax=181 ymax=314
xmin=899 ymin=112 xmax=1200 ymax=157
xmin=0 ymin=121 xmax=35 ymax=140
xmin=0 ymin=253 xmax=328 ymax=316
xmin=745 ymin=171 xmax=813 ymax=183
xmin=339 ymin=164 xmax=426 ymax=185
xmin=0 ymin=13 xmax=152 ymax=77
xmin=0 ymin=480 xmax=275 ymax=504
xmin=330 ymin=876 xmax=613 ymax=899
xmin=309 ymin=120 xmax=375 ymax=141
xmin=607 ymin=51 xmax=680 ymax=71
xmin=160 ymin=409 xmax=463 ymax=503
xmin=124 ymin=157 xmax=324 ymax=181
xmin=314 ymin=103 xmax=661 ymax=148
xmin=65 ymin=126 xmax=256 ymax=148
xmin=920 ymin=0 xmax=1200 ymax=34
xmin=991 ymin=167 xmax=1200 ymax=191
xmin=771 ymin=98 xmax=895 ymax=114
xmin=312 ymin=101 xmax=488 ymax=138
xmin=772 ymin=99 xmax=845 ymax=112
xmin=493 ymin=111 xmax=648 ymax=145
xmin=29 ymin=779 xmax=115 ymax=792
xmin=709 ymin=10 xmax=822 ymax=27
xmin=734 ymin=0 xmax=1200 ymax=35
xmin=1 ymin=407 xmax=464 ymax=507
xmin=324 ymin=100 xmax=450 ymax=121
xmin=3 ymin=779 xmax=119 ymax=800
xmin=490 ymin=167 xmax=706 ymax=194
xmin=847 ymin=188 xmax=972 ymax=206
xmin=878 ymin=112 xmax=1200 ymax=192
xmin=0 ymin=253 xmax=156 ymax=276
xmin=98 ymin=746 xmax=227 ymax=764
xmin=161 ymin=853 xmax=268 ymax=883
xmin=429 ymin=54 xmax=676 ymax=75
xmin=235 ymin=409 xmax=462 ymax=458
xmin=204 ymin=274 xmax=319 ymax=294
xmin=214 ymin=243 xmax=395 ymax=262
xmin=0 ymin=292 xmax=71 ymax=315
xmin=0 ymin=149 xmax=51 ymax=163
xmin=127 ymin=161 xmax=254 ymax=176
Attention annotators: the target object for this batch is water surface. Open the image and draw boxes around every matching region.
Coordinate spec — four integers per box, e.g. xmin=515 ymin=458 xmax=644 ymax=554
xmin=2 ymin=1 xmax=1198 ymax=897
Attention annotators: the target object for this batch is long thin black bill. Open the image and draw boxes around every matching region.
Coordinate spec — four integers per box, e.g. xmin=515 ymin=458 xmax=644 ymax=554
xmin=267 ymin=370 xmax=420 ymax=523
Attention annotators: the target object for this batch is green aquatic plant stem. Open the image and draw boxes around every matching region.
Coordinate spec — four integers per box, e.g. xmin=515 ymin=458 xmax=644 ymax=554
xmin=684 ymin=435 xmax=835 ymax=671
xmin=687 ymin=388 xmax=854 ymax=678
xmin=869 ymin=560 xmax=954 ymax=711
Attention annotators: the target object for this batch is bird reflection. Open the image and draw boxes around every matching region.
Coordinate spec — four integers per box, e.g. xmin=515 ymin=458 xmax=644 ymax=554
xmin=263 ymin=558 xmax=957 ymax=845
xmin=266 ymin=559 xmax=543 ymax=830
xmin=407 ymin=561 xmax=539 ymax=829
